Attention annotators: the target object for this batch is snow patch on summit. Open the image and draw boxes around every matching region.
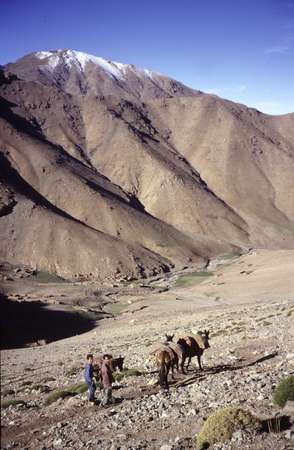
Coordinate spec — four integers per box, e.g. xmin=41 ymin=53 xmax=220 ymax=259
xmin=67 ymin=51 xmax=126 ymax=80
xmin=34 ymin=50 xmax=159 ymax=81
xmin=35 ymin=51 xmax=60 ymax=70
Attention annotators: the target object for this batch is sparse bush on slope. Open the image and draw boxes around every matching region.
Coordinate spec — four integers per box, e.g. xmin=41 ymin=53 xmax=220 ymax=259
xmin=113 ymin=368 xmax=143 ymax=382
xmin=45 ymin=381 xmax=88 ymax=405
xmin=1 ymin=399 xmax=26 ymax=409
xmin=273 ymin=376 xmax=294 ymax=407
xmin=195 ymin=406 xmax=261 ymax=449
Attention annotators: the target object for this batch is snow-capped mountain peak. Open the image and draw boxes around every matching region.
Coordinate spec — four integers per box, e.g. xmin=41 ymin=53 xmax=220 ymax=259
xmin=6 ymin=49 xmax=198 ymax=100
xmin=34 ymin=49 xmax=158 ymax=81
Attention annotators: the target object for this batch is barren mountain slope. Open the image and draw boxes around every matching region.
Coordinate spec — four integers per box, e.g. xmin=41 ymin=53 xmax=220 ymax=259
xmin=0 ymin=89 xmax=245 ymax=278
xmin=1 ymin=50 xmax=294 ymax=280
xmin=0 ymin=153 xmax=183 ymax=281
xmin=0 ymin=65 xmax=251 ymax=247
xmin=147 ymin=95 xmax=294 ymax=247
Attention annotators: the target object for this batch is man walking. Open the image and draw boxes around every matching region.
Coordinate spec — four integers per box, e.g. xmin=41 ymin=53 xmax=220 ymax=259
xmin=100 ymin=354 xmax=114 ymax=406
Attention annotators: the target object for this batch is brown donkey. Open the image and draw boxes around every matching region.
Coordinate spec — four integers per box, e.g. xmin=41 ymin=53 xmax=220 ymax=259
xmin=163 ymin=334 xmax=187 ymax=374
xmin=177 ymin=330 xmax=210 ymax=371
xmin=93 ymin=354 xmax=125 ymax=376
xmin=152 ymin=345 xmax=178 ymax=390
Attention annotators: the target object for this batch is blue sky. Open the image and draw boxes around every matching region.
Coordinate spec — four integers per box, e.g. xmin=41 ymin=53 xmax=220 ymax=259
xmin=1 ymin=0 xmax=293 ymax=115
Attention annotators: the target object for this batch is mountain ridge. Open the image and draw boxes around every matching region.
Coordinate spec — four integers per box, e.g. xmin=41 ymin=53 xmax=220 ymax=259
xmin=1 ymin=50 xmax=293 ymax=281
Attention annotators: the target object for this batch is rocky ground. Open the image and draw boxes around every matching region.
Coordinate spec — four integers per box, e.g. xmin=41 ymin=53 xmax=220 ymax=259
xmin=1 ymin=250 xmax=294 ymax=449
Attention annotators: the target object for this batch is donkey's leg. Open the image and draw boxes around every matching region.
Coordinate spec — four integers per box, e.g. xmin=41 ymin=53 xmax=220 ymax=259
xmin=181 ymin=357 xmax=186 ymax=374
xmin=171 ymin=361 xmax=177 ymax=380
xmin=158 ymin=365 xmax=163 ymax=387
xmin=197 ymin=355 xmax=203 ymax=371
xmin=165 ymin=363 xmax=170 ymax=390
xmin=159 ymin=363 xmax=166 ymax=388
xmin=186 ymin=356 xmax=191 ymax=370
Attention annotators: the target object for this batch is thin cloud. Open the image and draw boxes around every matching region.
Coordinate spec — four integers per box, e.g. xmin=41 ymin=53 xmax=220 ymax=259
xmin=264 ymin=44 xmax=289 ymax=54
xmin=264 ymin=33 xmax=294 ymax=54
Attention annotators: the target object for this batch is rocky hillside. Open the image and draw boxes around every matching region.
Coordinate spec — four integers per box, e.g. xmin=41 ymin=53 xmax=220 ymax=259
xmin=1 ymin=250 xmax=294 ymax=449
xmin=1 ymin=50 xmax=294 ymax=281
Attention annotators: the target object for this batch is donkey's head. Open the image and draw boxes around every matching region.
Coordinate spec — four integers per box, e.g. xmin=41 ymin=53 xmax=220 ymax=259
xmin=164 ymin=334 xmax=174 ymax=343
xmin=113 ymin=355 xmax=125 ymax=372
xmin=197 ymin=330 xmax=210 ymax=349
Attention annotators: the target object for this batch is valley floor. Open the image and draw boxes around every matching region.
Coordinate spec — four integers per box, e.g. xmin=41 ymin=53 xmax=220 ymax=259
xmin=1 ymin=249 xmax=294 ymax=450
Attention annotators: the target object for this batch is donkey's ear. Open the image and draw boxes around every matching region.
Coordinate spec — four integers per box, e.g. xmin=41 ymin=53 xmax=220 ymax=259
xmin=172 ymin=334 xmax=174 ymax=339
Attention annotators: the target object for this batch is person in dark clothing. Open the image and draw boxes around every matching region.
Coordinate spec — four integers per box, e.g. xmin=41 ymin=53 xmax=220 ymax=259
xmin=84 ymin=353 xmax=96 ymax=405
xmin=100 ymin=354 xmax=114 ymax=406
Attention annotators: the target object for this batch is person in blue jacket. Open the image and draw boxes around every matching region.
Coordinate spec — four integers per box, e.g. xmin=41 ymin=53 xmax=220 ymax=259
xmin=84 ymin=353 xmax=96 ymax=404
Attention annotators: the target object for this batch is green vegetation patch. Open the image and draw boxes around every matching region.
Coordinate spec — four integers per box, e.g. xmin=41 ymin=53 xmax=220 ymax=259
xmin=273 ymin=376 xmax=294 ymax=408
xmin=176 ymin=271 xmax=213 ymax=287
xmin=195 ymin=406 xmax=261 ymax=449
xmin=104 ymin=302 xmax=128 ymax=316
xmin=219 ymin=252 xmax=240 ymax=261
xmin=1 ymin=399 xmax=26 ymax=409
xmin=45 ymin=381 xmax=88 ymax=405
xmin=34 ymin=270 xmax=66 ymax=283
xmin=113 ymin=368 xmax=143 ymax=382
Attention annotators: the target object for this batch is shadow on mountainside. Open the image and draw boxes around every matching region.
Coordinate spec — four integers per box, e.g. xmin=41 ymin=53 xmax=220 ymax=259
xmin=0 ymin=293 xmax=96 ymax=349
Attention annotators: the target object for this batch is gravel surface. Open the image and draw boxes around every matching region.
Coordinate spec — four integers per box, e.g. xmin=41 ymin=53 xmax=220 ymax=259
xmin=1 ymin=252 xmax=294 ymax=449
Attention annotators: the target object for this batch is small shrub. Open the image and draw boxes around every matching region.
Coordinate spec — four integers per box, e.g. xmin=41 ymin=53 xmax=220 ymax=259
xmin=273 ymin=376 xmax=294 ymax=407
xmin=113 ymin=368 xmax=143 ymax=382
xmin=68 ymin=382 xmax=88 ymax=394
xmin=45 ymin=389 xmax=73 ymax=405
xmin=45 ymin=382 xmax=88 ymax=405
xmin=1 ymin=399 xmax=26 ymax=409
xmin=195 ymin=406 xmax=261 ymax=449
